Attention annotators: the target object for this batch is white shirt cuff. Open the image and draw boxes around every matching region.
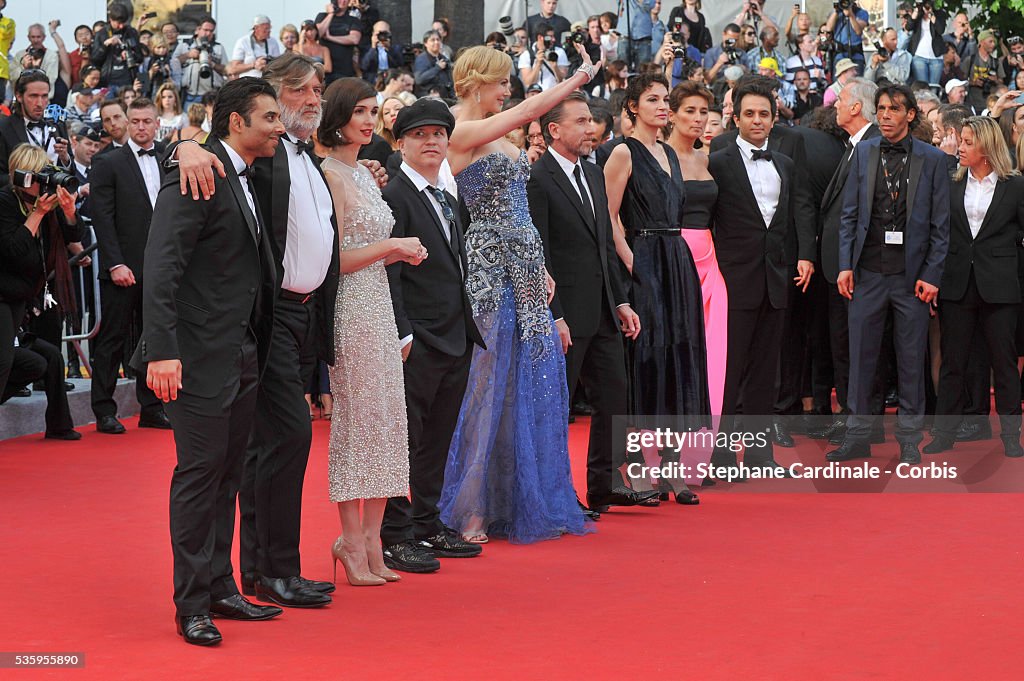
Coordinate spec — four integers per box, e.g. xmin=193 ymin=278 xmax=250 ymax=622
xmin=400 ymin=334 xmax=413 ymax=348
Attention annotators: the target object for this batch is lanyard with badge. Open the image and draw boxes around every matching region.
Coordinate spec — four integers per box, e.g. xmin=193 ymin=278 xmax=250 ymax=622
xmin=881 ymin=151 xmax=905 ymax=245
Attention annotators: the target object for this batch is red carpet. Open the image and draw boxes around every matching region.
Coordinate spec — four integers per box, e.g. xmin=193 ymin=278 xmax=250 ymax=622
xmin=1 ymin=418 xmax=1022 ymax=680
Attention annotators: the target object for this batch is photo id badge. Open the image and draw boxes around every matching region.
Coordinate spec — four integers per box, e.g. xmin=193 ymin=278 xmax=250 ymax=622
xmin=885 ymin=231 xmax=904 ymax=245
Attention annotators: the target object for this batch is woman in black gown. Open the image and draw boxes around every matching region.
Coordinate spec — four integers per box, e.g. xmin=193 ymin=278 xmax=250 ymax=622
xmin=605 ymin=72 xmax=710 ymax=504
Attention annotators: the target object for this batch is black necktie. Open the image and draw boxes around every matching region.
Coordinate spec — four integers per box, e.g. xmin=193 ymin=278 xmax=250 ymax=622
xmin=880 ymin=140 xmax=907 ymax=155
xmin=572 ymin=164 xmax=595 ymax=224
xmin=752 ymin=149 xmax=773 ymax=161
xmin=137 ymin=147 xmax=158 ymax=157
xmin=291 ymin=137 xmax=314 ymax=155
xmin=238 ymin=167 xmax=261 ymax=237
xmin=428 ymin=186 xmax=459 ymax=254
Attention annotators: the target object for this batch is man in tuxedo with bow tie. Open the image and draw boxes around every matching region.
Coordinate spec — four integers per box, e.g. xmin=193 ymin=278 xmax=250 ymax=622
xmin=381 ymin=99 xmax=486 ymax=573
xmin=828 ymin=84 xmax=950 ymax=465
xmin=708 ymin=79 xmax=816 ymax=474
xmin=527 ymin=92 xmax=653 ymax=513
xmin=131 ymin=77 xmax=284 ymax=645
xmin=89 ymin=97 xmax=171 ymax=434
xmin=0 ymin=70 xmax=72 ymax=181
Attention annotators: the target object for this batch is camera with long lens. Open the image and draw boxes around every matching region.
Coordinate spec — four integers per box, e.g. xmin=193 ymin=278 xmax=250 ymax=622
xmin=196 ymin=38 xmax=213 ymax=79
xmin=13 ymin=167 xmax=80 ymax=195
xmin=563 ymin=30 xmax=586 ymax=52
xmin=835 ymin=0 xmax=853 ymax=11
xmin=27 ymin=45 xmax=46 ymax=61
xmin=498 ymin=15 xmax=515 ymax=39
xmin=377 ymin=30 xmax=391 ymax=44
xmin=873 ymin=41 xmax=889 ymax=59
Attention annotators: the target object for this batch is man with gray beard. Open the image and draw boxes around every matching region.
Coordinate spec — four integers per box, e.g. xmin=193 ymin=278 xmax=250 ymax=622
xmin=173 ymin=53 xmax=339 ymax=608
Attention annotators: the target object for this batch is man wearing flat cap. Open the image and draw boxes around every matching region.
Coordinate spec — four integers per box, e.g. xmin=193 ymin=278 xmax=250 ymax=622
xmin=380 ymin=99 xmax=485 ymax=574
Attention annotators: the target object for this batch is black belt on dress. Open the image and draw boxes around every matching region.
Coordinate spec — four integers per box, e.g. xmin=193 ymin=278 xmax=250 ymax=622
xmin=634 ymin=228 xmax=682 ymax=236
xmin=280 ymin=289 xmax=316 ymax=304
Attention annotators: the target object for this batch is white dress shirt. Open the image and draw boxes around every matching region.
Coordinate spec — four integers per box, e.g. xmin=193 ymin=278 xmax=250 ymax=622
xmin=847 ymin=122 xmax=873 ymax=160
xmin=282 ymin=135 xmax=335 ymax=293
xmin=24 ymin=118 xmax=60 ymax=165
xmin=736 ymin=135 xmax=781 ymax=228
xmin=965 ymin=170 xmax=997 ymax=240
xmin=126 ymin=138 xmax=161 ymax=208
xmin=548 ymin=146 xmax=595 ymax=214
xmin=221 ymin=140 xmax=259 ymax=235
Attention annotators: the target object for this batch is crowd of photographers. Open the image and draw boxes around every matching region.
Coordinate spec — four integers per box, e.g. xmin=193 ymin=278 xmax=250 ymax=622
xmin=1 ymin=0 xmax=1024 ymax=441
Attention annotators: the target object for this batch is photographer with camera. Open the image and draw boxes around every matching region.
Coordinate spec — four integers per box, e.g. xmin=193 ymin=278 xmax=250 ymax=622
xmin=825 ymin=1 xmax=869 ymax=73
xmin=785 ymin=33 xmax=826 ymax=92
xmin=414 ymin=30 xmax=455 ymax=98
xmin=0 ymin=143 xmax=82 ymax=406
xmin=173 ymin=17 xmax=227 ymax=110
xmin=140 ymin=33 xmax=182 ymax=99
xmin=907 ymin=1 xmax=947 ymax=85
xmin=518 ymin=23 xmax=569 ymax=93
xmin=316 ymin=0 xmax=363 ymax=80
xmin=733 ymin=0 xmax=780 ymax=37
xmin=0 ymin=71 xmax=72 ymax=180
xmin=963 ymin=30 xmax=1005 ymax=113
xmin=703 ymin=23 xmax=743 ymax=84
xmin=865 ymin=27 xmax=911 ymax=86
xmin=944 ymin=13 xmax=976 ymax=62
xmin=10 ymin=24 xmax=60 ymax=98
xmin=361 ymin=20 xmax=403 ymax=85
xmin=654 ymin=22 xmax=701 ymax=88
xmin=1001 ymin=35 xmax=1024 ymax=90
xmin=229 ymin=16 xmax=283 ymax=79
xmin=565 ymin=20 xmax=603 ymax=84
xmin=90 ymin=2 xmax=144 ymax=93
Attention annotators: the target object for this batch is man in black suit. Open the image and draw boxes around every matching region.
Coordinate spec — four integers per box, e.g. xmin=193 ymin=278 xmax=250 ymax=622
xmin=0 ymin=71 xmax=72 ymax=182
xmin=924 ymin=127 xmax=1024 ymax=457
xmin=131 ymin=78 xmax=285 ymax=645
xmin=820 ymin=78 xmax=880 ymax=441
xmin=708 ymin=78 xmax=816 ymax=473
xmin=829 ymin=84 xmax=951 ymax=465
xmin=381 ymin=99 xmax=485 ymax=573
xmin=527 ymin=91 xmax=655 ymax=512
xmin=710 ymin=76 xmax=817 ymax=447
xmin=94 ymin=99 xmax=130 ymax=156
xmin=89 ymin=97 xmax=170 ymax=434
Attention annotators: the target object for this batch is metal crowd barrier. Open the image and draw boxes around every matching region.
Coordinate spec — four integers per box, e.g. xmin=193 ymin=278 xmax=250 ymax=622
xmin=61 ymin=221 xmax=102 ymax=375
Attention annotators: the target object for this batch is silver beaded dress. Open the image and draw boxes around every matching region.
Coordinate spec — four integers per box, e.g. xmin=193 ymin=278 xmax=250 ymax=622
xmin=322 ymin=157 xmax=409 ymax=503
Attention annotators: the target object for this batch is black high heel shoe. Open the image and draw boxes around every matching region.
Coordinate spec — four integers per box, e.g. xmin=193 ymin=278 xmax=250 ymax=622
xmin=657 ymin=481 xmax=700 ymax=505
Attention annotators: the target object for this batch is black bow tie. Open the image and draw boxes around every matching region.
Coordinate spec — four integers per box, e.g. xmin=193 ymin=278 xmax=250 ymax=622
xmin=751 ymin=149 xmax=772 ymax=161
xmin=26 ymin=120 xmax=45 ymax=130
xmin=880 ymin=140 xmax=908 ymax=155
xmin=290 ymin=137 xmax=314 ymax=155
xmin=137 ymin=147 xmax=158 ymax=157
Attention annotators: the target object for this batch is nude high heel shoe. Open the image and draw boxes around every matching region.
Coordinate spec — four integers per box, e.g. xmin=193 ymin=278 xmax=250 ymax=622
xmin=364 ymin=535 xmax=401 ymax=582
xmin=332 ymin=536 xmax=386 ymax=586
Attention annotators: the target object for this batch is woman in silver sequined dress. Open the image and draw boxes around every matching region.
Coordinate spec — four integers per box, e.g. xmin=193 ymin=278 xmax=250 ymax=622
xmin=438 ymin=45 xmax=602 ymax=544
xmin=318 ymin=78 xmax=426 ymax=585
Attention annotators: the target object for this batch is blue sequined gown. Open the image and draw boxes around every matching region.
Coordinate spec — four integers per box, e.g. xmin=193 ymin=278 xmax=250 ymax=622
xmin=439 ymin=151 xmax=591 ymax=544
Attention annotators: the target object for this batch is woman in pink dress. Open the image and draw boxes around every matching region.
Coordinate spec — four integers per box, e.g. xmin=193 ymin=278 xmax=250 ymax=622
xmin=666 ymin=81 xmax=728 ymax=418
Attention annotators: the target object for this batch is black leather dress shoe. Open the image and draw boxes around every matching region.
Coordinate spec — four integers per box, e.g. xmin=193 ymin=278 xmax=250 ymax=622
xmin=955 ymin=420 xmax=992 ymax=442
xmin=64 ymin=381 xmax=75 ymax=391
xmin=898 ymin=442 xmax=922 ymax=464
xmin=66 ymin=368 xmax=83 ymax=379
xmin=255 ymin=576 xmax=331 ymax=608
xmin=825 ymin=440 xmax=872 ymax=462
xmin=139 ymin=412 xmax=173 ymax=429
xmin=827 ymin=421 xmax=848 ymax=445
xmin=176 ymin=615 xmax=221 ymax=646
xmin=296 ymin=576 xmax=336 ymax=594
xmin=772 ymin=420 xmax=795 ymax=448
xmin=586 ymin=486 xmax=660 ymax=512
xmin=210 ymin=593 xmax=283 ymax=620
xmin=577 ymin=499 xmax=600 ymax=520
xmin=12 ymin=387 xmax=31 ymax=398
xmin=96 ymin=415 xmax=126 ymax=434
xmin=1003 ymin=438 xmax=1024 ymax=458
xmin=922 ymin=435 xmax=954 ymax=454
xmin=45 ymin=429 xmax=82 ymax=440
xmin=383 ymin=540 xmax=440 ymax=573
xmin=418 ymin=528 xmax=482 ymax=557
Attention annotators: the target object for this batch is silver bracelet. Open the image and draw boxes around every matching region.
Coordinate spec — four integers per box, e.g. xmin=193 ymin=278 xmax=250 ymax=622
xmin=577 ymin=62 xmax=597 ymax=83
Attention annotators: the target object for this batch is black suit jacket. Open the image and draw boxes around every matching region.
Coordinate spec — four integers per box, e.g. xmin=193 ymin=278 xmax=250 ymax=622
xmin=360 ymin=44 xmax=404 ymax=83
xmin=527 ymin=150 xmax=628 ymax=336
xmin=382 ymin=168 xmax=483 ymax=357
xmin=708 ymin=143 xmax=800 ymax=311
xmin=252 ymin=142 xmax=340 ymax=365
xmin=820 ymin=124 xmax=880 ymax=283
xmin=940 ymin=174 xmax=1024 ymax=304
xmin=130 ymin=138 xmax=277 ymax=398
xmin=89 ymin=141 xmax=167 ymax=280
xmin=711 ymin=125 xmax=816 ymax=264
xmin=0 ymin=113 xmax=31 ymax=183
